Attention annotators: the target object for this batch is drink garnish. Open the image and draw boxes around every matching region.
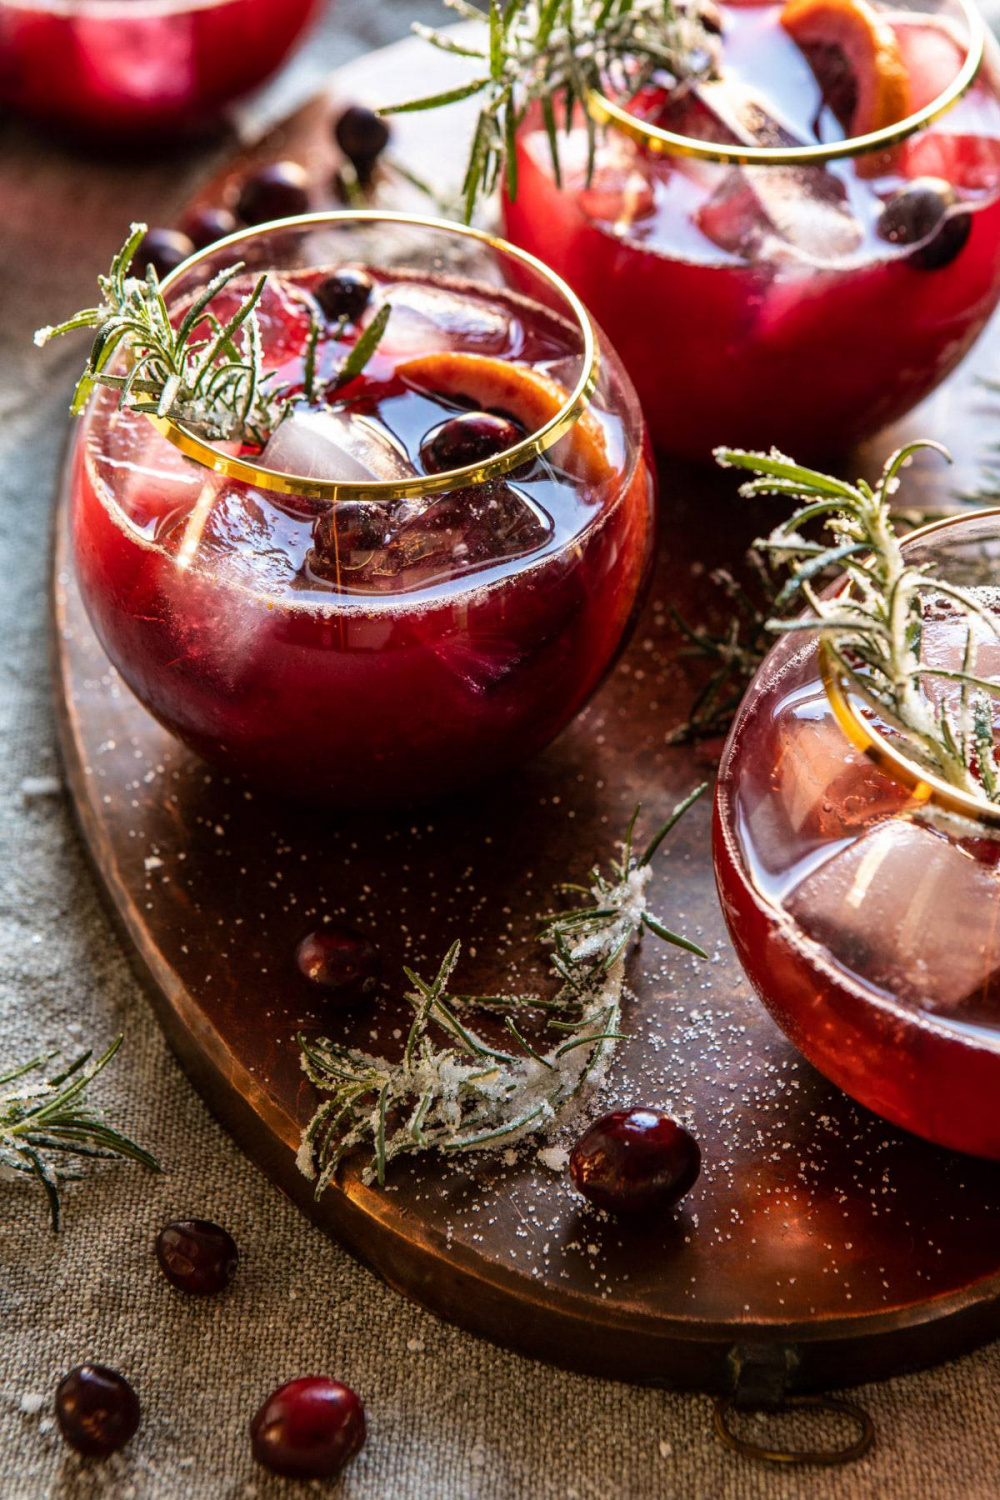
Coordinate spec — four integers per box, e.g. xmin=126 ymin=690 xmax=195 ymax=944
xmin=780 ymin=0 xmax=911 ymax=138
xmin=296 ymin=794 xmax=707 ymax=1193
xmin=716 ymin=442 xmax=1000 ymax=800
xmin=34 ymin=224 xmax=391 ymax=448
xmin=382 ymin=0 xmax=720 ymax=220
xmin=0 ymin=1035 xmax=158 ymax=1231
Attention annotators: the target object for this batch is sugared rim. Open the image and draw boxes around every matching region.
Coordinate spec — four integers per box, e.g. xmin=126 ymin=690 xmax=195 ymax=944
xmin=819 ymin=506 xmax=1000 ymax=828
xmin=588 ymin=0 xmax=985 ymax=167
xmin=152 ymin=210 xmax=600 ymax=503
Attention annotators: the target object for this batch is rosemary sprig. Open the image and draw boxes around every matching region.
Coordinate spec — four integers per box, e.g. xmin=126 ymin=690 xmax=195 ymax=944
xmin=297 ymin=789 xmax=707 ymax=1193
xmin=716 ymin=442 xmax=1000 ymax=800
xmin=383 ymin=0 xmax=717 ymax=221
xmin=1 ymin=1036 xmax=159 ymax=1231
xmin=35 ymin=225 xmax=392 ymax=447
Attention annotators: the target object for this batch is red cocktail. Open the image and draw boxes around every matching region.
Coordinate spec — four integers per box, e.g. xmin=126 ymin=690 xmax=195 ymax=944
xmin=714 ymin=510 xmax=1000 ymax=1157
xmin=502 ymin=0 xmax=1000 ymax=459
xmin=0 ymin=0 xmax=321 ymax=137
xmin=68 ymin=214 xmax=654 ymax=803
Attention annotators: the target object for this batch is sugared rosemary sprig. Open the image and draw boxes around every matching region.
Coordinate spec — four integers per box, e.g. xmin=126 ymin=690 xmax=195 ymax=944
xmin=297 ymin=790 xmax=706 ymax=1193
xmin=1 ymin=1036 xmax=159 ymax=1231
xmin=717 ymin=443 xmax=1000 ymax=800
xmin=35 ymin=224 xmax=286 ymax=445
xmin=383 ymin=0 xmax=717 ymax=221
xmin=35 ymin=225 xmax=391 ymax=447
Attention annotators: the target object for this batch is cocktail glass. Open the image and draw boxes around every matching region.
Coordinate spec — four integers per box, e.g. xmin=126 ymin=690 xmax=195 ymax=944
xmin=503 ymin=0 xmax=1000 ymax=459
xmin=69 ymin=211 xmax=656 ymax=803
xmin=714 ymin=508 xmax=1000 ymax=1156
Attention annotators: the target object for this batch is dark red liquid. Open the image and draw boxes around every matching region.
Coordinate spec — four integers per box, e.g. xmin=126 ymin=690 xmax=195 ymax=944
xmin=0 ymin=0 xmax=321 ymax=137
xmin=71 ymin=265 xmax=654 ymax=803
xmin=714 ymin=619 xmax=1000 ymax=1159
xmin=503 ymin=3 xmax=1000 ymax=458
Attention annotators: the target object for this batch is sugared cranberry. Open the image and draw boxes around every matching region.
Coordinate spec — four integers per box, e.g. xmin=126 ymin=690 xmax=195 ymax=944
xmin=419 ymin=411 xmax=525 ymax=475
xmin=132 ymin=228 xmax=194 ymax=280
xmin=569 ymin=1108 xmax=701 ymax=1216
xmin=237 ymin=162 xmax=311 ymax=226
xmin=155 ymin=1218 xmax=239 ymax=1295
xmin=250 ymin=1376 xmax=365 ymax=1479
xmin=334 ymin=104 xmax=391 ymax=182
xmin=55 ymin=1365 xmax=140 ymax=1458
xmin=182 ymin=205 xmax=238 ymax=251
xmin=877 ymin=178 xmax=972 ymax=271
xmin=314 ymin=268 xmax=373 ymax=323
xmin=295 ymin=925 xmax=379 ymax=1000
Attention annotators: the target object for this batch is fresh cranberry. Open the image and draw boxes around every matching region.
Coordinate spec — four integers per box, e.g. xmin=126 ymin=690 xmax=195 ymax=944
xmin=132 ymin=228 xmax=194 ymax=280
xmin=182 ymin=205 xmax=238 ymax=251
xmin=877 ymin=178 xmax=972 ymax=270
xmin=295 ymin=925 xmax=379 ymax=1000
xmin=155 ymin=1218 xmax=239 ymax=1295
xmin=250 ymin=1376 xmax=365 ymax=1479
xmin=569 ymin=1108 xmax=701 ymax=1215
xmin=314 ymin=268 xmax=373 ymax=323
xmin=308 ymin=505 xmax=389 ymax=585
xmin=55 ymin=1365 xmax=140 ymax=1458
xmin=419 ymin=411 xmax=525 ymax=474
xmin=237 ymin=162 xmax=311 ymax=226
xmin=334 ymin=104 xmax=391 ymax=181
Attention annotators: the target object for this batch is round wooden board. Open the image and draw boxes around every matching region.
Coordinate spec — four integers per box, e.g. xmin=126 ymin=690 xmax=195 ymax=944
xmin=51 ymin=31 xmax=1000 ymax=1396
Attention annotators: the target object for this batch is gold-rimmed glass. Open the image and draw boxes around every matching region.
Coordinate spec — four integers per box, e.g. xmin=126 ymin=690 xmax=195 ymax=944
xmin=155 ymin=211 xmax=600 ymax=505
xmin=714 ymin=506 xmax=1000 ymax=1159
xmin=500 ymin=0 xmax=1000 ymax=460
xmin=588 ymin=0 xmax=986 ymax=168
xmin=68 ymin=211 xmax=655 ymax=805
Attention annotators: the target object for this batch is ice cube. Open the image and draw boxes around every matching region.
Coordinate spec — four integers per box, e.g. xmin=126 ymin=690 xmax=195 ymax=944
xmin=741 ymin=683 xmax=910 ymax=890
xmin=378 ymin=480 xmax=553 ymax=591
xmin=786 ymin=818 xmax=1000 ymax=1025
xmin=575 ymin=144 xmax=656 ymax=227
xmin=184 ymin=273 xmax=314 ymax=370
xmin=695 ymin=164 xmax=863 ymax=262
xmin=262 ymin=407 xmax=414 ymax=484
xmin=369 ymin=282 xmax=515 ymax=357
xmin=657 ymin=79 xmax=806 ymax=151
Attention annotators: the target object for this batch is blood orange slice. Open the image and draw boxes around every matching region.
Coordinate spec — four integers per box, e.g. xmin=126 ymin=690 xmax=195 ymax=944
xmin=396 ymin=352 xmax=611 ymax=483
xmin=781 ymin=0 xmax=911 ymax=137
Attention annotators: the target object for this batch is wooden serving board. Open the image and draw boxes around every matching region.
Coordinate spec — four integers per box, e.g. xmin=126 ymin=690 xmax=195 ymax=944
xmin=50 ymin=32 xmax=1000 ymax=1395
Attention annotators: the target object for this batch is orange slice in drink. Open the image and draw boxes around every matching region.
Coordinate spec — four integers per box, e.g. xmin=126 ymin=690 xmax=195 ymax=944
xmin=781 ymin=0 xmax=911 ymax=138
xmin=396 ymin=351 xmax=611 ymax=484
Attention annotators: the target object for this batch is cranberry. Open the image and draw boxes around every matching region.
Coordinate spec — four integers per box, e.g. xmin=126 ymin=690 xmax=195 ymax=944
xmin=569 ymin=1108 xmax=701 ymax=1216
xmin=334 ymin=104 xmax=391 ymax=181
xmin=419 ymin=411 xmax=525 ymax=474
xmin=250 ymin=1376 xmax=365 ymax=1479
xmin=314 ymin=268 xmax=373 ymax=323
xmin=237 ymin=162 xmax=311 ymax=226
xmin=132 ymin=228 xmax=194 ymax=280
xmin=155 ymin=1218 xmax=239 ymax=1295
xmin=295 ymin=925 xmax=379 ymax=1000
xmin=182 ymin=205 xmax=238 ymax=251
xmin=308 ymin=504 xmax=389 ymax=585
xmin=877 ymin=178 xmax=972 ymax=271
xmin=55 ymin=1365 xmax=140 ymax=1458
